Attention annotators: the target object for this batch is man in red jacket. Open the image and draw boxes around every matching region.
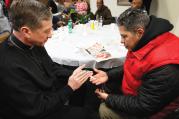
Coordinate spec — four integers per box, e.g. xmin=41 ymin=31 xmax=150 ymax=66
xmin=90 ymin=8 xmax=179 ymax=119
xmin=0 ymin=1 xmax=100 ymax=119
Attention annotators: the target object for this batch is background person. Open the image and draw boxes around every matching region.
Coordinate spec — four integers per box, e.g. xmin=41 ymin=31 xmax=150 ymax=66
xmin=129 ymin=0 xmax=152 ymax=14
xmin=95 ymin=0 xmax=113 ymax=25
xmin=0 ymin=0 xmax=11 ymax=42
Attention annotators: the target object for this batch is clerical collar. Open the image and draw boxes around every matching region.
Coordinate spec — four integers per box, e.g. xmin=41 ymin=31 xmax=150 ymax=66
xmin=9 ymin=34 xmax=34 ymax=50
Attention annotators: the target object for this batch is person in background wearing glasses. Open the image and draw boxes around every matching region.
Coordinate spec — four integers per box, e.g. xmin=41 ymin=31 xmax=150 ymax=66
xmin=90 ymin=8 xmax=179 ymax=119
xmin=0 ymin=0 xmax=100 ymax=119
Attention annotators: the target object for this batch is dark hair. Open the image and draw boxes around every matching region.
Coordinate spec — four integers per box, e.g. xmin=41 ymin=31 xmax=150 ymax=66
xmin=100 ymin=0 xmax=104 ymax=4
xmin=101 ymin=0 xmax=104 ymax=4
xmin=10 ymin=0 xmax=52 ymax=31
xmin=86 ymin=1 xmax=91 ymax=13
xmin=117 ymin=8 xmax=149 ymax=32
xmin=97 ymin=0 xmax=103 ymax=4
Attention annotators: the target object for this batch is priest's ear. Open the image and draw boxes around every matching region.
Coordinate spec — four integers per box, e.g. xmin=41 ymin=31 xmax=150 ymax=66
xmin=20 ymin=26 xmax=31 ymax=39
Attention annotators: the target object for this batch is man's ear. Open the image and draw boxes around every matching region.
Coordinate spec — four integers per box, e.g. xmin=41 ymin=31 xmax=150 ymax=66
xmin=136 ymin=27 xmax=145 ymax=38
xmin=20 ymin=26 xmax=31 ymax=39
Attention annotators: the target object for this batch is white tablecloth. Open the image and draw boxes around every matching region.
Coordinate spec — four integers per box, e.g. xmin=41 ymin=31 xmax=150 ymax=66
xmin=45 ymin=23 xmax=127 ymax=69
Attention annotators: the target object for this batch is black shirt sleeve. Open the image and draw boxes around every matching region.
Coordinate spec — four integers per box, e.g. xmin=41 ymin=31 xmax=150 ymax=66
xmin=105 ymin=64 xmax=179 ymax=117
xmin=0 ymin=45 xmax=74 ymax=118
xmin=1 ymin=60 xmax=73 ymax=118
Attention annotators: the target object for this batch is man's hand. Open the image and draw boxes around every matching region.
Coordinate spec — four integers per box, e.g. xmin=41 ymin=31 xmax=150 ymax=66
xmin=95 ymin=88 xmax=109 ymax=100
xmin=90 ymin=68 xmax=108 ymax=85
xmin=68 ymin=64 xmax=93 ymax=91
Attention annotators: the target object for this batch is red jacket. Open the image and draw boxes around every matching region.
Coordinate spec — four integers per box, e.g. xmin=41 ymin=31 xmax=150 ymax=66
xmin=122 ymin=32 xmax=179 ymax=96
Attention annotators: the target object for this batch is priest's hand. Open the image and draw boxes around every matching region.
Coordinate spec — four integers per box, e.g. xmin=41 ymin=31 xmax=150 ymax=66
xmin=68 ymin=64 xmax=93 ymax=91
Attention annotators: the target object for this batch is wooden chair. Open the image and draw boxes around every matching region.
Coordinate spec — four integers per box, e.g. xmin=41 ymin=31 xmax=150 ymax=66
xmin=0 ymin=31 xmax=10 ymax=43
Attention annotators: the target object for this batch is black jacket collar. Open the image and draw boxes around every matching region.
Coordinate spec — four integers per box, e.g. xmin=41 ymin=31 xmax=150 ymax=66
xmin=9 ymin=34 xmax=33 ymax=51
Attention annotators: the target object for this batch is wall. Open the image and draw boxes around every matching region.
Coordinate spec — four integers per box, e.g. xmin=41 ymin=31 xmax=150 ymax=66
xmin=150 ymin=0 xmax=179 ymax=36
xmin=90 ymin=0 xmax=129 ymax=17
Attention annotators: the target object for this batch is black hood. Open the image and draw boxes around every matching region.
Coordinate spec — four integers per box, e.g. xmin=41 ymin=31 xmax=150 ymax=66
xmin=133 ymin=15 xmax=173 ymax=51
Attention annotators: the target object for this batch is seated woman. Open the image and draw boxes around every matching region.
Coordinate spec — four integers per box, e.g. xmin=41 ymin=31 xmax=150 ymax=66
xmin=75 ymin=0 xmax=94 ymax=24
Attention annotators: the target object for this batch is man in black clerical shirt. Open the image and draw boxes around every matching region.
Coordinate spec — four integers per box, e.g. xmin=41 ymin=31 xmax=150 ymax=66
xmin=0 ymin=0 xmax=99 ymax=119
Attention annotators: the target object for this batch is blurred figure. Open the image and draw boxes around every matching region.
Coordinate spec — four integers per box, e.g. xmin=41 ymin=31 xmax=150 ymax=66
xmin=38 ymin=0 xmax=69 ymax=29
xmin=56 ymin=0 xmax=65 ymax=13
xmin=75 ymin=0 xmax=88 ymax=15
xmin=64 ymin=0 xmax=75 ymax=11
xmin=4 ymin=0 xmax=11 ymax=9
xmin=131 ymin=0 xmax=144 ymax=9
xmin=63 ymin=0 xmax=76 ymax=21
xmin=95 ymin=0 xmax=113 ymax=25
xmin=85 ymin=1 xmax=95 ymax=20
xmin=129 ymin=0 xmax=152 ymax=14
xmin=90 ymin=8 xmax=179 ymax=119
xmin=0 ymin=0 xmax=11 ymax=34
xmin=75 ymin=0 xmax=94 ymax=24
xmin=48 ymin=0 xmax=58 ymax=14
xmin=1 ymin=0 xmax=10 ymax=17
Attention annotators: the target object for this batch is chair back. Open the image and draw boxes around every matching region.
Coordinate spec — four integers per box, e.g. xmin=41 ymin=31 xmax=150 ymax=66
xmin=0 ymin=31 xmax=10 ymax=43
